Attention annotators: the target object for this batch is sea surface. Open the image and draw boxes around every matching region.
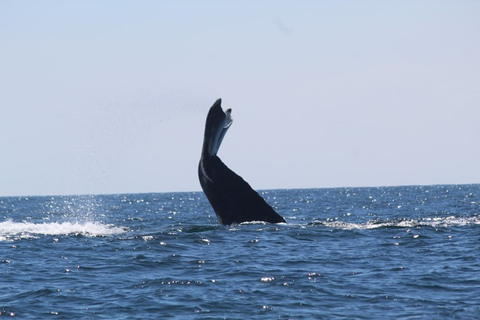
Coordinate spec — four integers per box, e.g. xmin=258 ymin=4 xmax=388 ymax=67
xmin=1 ymin=185 xmax=479 ymax=319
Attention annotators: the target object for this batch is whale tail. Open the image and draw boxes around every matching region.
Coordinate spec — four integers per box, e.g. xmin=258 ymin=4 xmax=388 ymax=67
xmin=198 ymin=99 xmax=286 ymax=225
xmin=202 ymin=99 xmax=233 ymax=157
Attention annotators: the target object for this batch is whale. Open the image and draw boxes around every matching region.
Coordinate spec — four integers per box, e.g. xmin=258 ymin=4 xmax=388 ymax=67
xmin=198 ymin=99 xmax=286 ymax=225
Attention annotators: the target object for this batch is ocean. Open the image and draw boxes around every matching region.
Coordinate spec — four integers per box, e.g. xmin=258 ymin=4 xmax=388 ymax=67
xmin=1 ymin=184 xmax=479 ymax=319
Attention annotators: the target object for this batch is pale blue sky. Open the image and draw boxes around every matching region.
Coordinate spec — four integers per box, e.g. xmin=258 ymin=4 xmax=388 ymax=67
xmin=1 ymin=1 xmax=479 ymax=196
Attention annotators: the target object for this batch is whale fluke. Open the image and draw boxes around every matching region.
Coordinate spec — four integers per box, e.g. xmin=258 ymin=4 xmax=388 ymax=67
xmin=198 ymin=99 xmax=286 ymax=225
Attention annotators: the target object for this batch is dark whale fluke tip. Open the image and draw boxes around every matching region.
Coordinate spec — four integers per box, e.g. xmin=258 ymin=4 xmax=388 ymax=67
xmin=198 ymin=99 xmax=286 ymax=225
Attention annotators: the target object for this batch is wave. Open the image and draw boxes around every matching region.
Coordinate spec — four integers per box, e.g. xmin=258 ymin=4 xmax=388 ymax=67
xmin=309 ymin=215 xmax=480 ymax=230
xmin=0 ymin=220 xmax=125 ymax=241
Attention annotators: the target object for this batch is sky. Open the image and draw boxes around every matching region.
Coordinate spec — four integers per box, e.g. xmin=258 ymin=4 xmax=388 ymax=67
xmin=1 ymin=1 xmax=479 ymax=197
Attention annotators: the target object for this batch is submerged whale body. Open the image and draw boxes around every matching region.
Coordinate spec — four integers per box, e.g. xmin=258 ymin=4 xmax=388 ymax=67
xmin=198 ymin=99 xmax=286 ymax=225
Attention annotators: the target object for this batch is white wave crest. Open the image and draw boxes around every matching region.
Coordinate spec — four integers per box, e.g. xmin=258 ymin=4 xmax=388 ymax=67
xmin=319 ymin=215 xmax=480 ymax=230
xmin=0 ymin=220 xmax=125 ymax=241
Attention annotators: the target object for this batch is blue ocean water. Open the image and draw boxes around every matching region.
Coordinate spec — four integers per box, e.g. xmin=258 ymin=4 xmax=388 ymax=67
xmin=1 ymin=184 xmax=479 ymax=319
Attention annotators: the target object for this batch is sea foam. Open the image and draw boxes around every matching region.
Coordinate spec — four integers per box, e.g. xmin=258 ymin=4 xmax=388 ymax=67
xmin=0 ymin=220 xmax=125 ymax=241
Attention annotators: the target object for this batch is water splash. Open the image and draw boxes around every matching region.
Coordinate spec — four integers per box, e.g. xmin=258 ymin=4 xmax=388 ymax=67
xmin=0 ymin=220 xmax=125 ymax=241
